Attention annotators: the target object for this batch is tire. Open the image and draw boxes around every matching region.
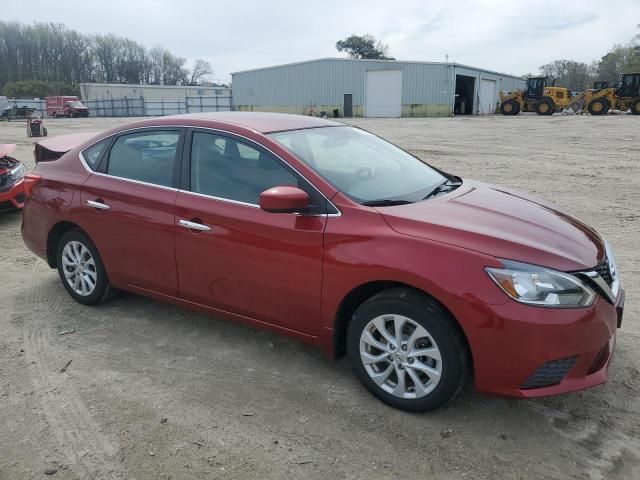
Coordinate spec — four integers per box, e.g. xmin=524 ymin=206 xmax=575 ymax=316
xmin=42 ymin=127 xmax=48 ymax=137
xmin=535 ymin=98 xmax=554 ymax=115
xmin=588 ymin=97 xmax=610 ymax=115
xmin=56 ymin=229 xmax=115 ymax=305
xmin=568 ymin=99 xmax=585 ymax=113
xmin=347 ymin=288 xmax=470 ymax=412
xmin=630 ymin=97 xmax=640 ymax=115
xmin=499 ymin=99 xmax=519 ymax=115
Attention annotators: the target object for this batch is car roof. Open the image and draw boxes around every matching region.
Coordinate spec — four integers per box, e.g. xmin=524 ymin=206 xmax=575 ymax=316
xmin=157 ymin=112 xmax=342 ymax=134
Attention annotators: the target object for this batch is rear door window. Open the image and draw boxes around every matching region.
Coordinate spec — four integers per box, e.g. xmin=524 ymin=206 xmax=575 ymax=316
xmin=82 ymin=138 xmax=110 ymax=170
xmin=106 ymin=131 xmax=181 ymax=187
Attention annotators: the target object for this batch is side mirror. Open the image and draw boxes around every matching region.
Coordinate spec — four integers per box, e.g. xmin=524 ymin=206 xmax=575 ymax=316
xmin=259 ymin=186 xmax=309 ymax=213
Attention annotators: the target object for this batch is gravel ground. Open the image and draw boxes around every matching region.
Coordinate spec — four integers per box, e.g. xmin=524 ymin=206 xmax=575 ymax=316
xmin=0 ymin=114 xmax=638 ymax=480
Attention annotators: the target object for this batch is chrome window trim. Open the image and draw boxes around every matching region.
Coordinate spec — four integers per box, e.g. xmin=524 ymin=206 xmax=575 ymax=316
xmin=178 ymin=188 xmax=260 ymax=209
xmin=83 ymin=169 xmax=180 ymax=193
xmin=78 ymin=124 xmax=342 ymax=217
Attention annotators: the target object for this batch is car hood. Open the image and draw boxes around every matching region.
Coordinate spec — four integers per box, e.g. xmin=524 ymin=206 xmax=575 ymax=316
xmin=379 ymin=179 xmax=604 ymax=271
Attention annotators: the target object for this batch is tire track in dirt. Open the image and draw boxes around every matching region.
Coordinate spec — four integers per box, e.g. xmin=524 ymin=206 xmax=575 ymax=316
xmin=19 ymin=261 xmax=125 ymax=479
xmin=529 ymin=401 xmax=640 ymax=479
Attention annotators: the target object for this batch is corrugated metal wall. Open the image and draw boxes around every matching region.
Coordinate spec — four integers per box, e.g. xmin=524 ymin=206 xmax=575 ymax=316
xmin=231 ymin=58 xmax=525 ymax=116
xmin=232 ymin=59 xmax=454 ymax=106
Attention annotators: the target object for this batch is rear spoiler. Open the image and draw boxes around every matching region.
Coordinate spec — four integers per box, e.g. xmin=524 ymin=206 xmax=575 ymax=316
xmin=35 ymin=132 xmax=99 ymax=163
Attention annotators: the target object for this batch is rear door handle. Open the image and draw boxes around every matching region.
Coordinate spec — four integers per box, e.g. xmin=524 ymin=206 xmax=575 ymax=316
xmin=179 ymin=219 xmax=211 ymax=232
xmin=86 ymin=199 xmax=110 ymax=210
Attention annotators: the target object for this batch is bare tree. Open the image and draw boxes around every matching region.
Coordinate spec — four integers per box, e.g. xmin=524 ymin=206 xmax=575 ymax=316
xmin=539 ymin=59 xmax=594 ymax=91
xmin=0 ymin=20 xmax=204 ymax=93
xmin=188 ymin=59 xmax=213 ymax=85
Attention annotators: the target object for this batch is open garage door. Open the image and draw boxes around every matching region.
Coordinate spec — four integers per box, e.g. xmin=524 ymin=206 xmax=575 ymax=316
xmin=454 ymin=75 xmax=475 ymax=115
xmin=479 ymin=79 xmax=497 ymax=114
xmin=365 ymin=70 xmax=402 ymax=117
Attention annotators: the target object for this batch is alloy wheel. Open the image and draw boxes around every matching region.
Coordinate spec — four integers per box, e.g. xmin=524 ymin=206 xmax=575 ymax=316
xmin=61 ymin=241 xmax=97 ymax=296
xmin=359 ymin=314 xmax=443 ymax=399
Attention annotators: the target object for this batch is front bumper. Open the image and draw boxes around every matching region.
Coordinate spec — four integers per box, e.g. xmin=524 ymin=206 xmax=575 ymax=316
xmin=469 ymin=289 xmax=623 ymax=398
xmin=0 ymin=179 xmax=26 ymax=211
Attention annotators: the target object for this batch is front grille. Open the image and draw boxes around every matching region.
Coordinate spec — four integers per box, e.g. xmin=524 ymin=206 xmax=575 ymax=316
xmin=0 ymin=173 xmax=13 ymax=192
xmin=574 ymin=254 xmax=616 ymax=304
xmin=520 ymin=356 xmax=578 ymax=389
xmin=594 ymin=256 xmax=613 ymax=287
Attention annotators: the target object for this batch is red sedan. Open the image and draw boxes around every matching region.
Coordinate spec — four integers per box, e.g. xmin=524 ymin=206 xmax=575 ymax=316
xmin=21 ymin=113 xmax=624 ymax=412
xmin=0 ymin=144 xmax=27 ymax=212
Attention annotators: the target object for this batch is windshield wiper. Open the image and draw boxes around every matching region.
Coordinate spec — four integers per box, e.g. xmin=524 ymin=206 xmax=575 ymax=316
xmin=361 ymin=199 xmax=414 ymax=207
xmin=423 ymin=177 xmax=462 ymax=200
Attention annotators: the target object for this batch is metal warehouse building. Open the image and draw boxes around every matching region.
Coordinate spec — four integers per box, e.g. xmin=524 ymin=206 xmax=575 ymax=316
xmin=231 ymin=58 xmax=524 ymax=117
xmin=80 ymin=83 xmax=232 ymax=102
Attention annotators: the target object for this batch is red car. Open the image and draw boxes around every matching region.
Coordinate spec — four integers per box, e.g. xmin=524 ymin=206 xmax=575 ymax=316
xmin=21 ymin=113 xmax=624 ymax=412
xmin=0 ymin=144 xmax=27 ymax=212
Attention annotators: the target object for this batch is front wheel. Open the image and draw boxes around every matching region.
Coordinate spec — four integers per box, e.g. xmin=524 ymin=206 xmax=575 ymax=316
xmin=56 ymin=230 xmax=115 ymax=305
xmin=535 ymin=98 xmax=554 ymax=115
xmin=347 ymin=288 xmax=470 ymax=412
xmin=499 ymin=99 xmax=519 ymax=115
xmin=630 ymin=97 xmax=640 ymax=115
xmin=588 ymin=97 xmax=610 ymax=115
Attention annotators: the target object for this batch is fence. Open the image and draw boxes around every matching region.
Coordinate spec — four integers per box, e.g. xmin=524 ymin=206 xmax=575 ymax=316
xmin=4 ymin=98 xmax=46 ymax=117
xmin=4 ymin=96 xmax=233 ymax=118
xmin=85 ymin=96 xmax=233 ymax=117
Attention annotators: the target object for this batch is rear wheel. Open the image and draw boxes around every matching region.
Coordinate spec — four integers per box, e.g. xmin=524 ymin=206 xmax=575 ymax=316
xmin=347 ymin=288 xmax=470 ymax=412
xmin=630 ymin=97 xmax=640 ymax=115
xmin=535 ymin=97 xmax=554 ymax=115
xmin=56 ymin=230 xmax=115 ymax=305
xmin=588 ymin=97 xmax=610 ymax=115
xmin=499 ymin=99 xmax=519 ymax=115
xmin=567 ymin=99 xmax=585 ymax=113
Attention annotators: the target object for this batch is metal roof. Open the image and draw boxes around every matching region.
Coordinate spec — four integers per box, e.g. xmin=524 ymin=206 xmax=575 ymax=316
xmin=231 ymin=57 xmax=523 ymax=79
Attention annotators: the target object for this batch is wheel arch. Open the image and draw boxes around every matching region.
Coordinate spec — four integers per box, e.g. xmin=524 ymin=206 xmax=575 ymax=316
xmin=46 ymin=221 xmax=87 ymax=268
xmin=332 ymin=281 xmax=473 ymax=369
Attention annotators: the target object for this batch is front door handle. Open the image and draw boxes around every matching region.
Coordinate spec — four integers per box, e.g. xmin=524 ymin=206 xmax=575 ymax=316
xmin=179 ymin=219 xmax=211 ymax=232
xmin=86 ymin=199 xmax=110 ymax=210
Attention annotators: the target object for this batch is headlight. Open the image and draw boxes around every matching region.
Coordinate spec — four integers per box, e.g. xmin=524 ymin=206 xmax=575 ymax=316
xmin=604 ymin=240 xmax=620 ymax=298
xmin=486 ymin=260 xmax=596 ymax=308
xmin=9 ymin=163 xmax=27 ymax=181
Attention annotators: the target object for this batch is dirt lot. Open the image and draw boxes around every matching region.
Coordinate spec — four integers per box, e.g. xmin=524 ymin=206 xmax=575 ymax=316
xmin=0 ymin=114 xmax=638 ymax=480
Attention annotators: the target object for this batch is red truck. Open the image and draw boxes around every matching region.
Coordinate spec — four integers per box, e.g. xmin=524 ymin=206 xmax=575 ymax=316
xmin=45 ymin=96 xmax=89 ymax=118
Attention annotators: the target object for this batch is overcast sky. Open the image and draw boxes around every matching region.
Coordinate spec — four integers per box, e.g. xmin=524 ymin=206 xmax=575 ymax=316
xmin=6 ymin=0 xmax=640 ymax=82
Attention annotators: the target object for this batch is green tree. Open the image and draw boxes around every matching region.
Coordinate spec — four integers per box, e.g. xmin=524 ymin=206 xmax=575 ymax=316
xmin=1 ymin=80 xmax=79 ymax=98
xmin=335 ymin=34 xmax=394 ymax=60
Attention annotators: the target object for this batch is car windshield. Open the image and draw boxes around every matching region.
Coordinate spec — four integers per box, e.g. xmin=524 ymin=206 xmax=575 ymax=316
xmin=66 ymin=101 xmax=84 ymax=107
xmin=268 ymin=126 xmax=446 ymax=204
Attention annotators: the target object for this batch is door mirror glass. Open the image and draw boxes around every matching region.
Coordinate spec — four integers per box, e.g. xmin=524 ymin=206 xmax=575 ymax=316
xmin=259 ymin=186 xmax=309 ymax=213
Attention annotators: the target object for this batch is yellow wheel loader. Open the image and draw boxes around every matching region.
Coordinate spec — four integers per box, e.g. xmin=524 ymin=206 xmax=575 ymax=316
xmin=586 ymin=72 xmax=640 ymax=115
xmin=499 ymin=77 xmax=571 ymax=116
xmin=565 ymin=81 xmax=609 ymax=114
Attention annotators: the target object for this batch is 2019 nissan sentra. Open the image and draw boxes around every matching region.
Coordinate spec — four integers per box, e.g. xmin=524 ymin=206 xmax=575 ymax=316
xmin=21 ymin=113 xmax=624 ymax=412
